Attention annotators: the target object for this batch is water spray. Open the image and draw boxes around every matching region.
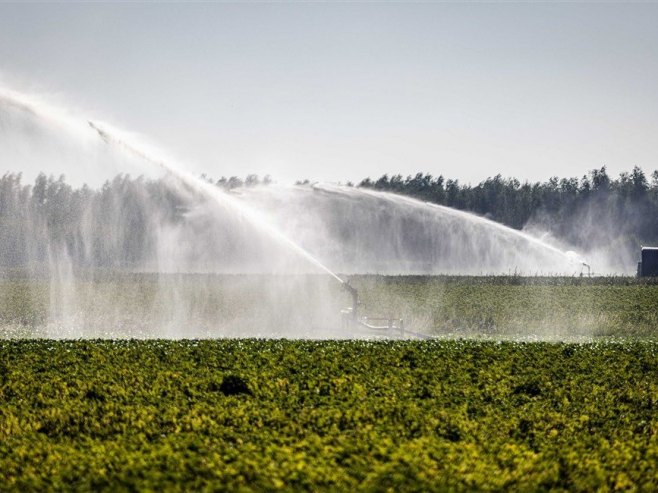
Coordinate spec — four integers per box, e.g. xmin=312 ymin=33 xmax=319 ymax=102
xmin=319 ymin=184 xmax=587 ymax=270
xmin=3 ymin=86 xmax=610 ymax=339
xmin=87 ymin=121 xmax=109 ymax=142
xmin=86 ymin=119 xmax=345 ymax=285
xmin=90 ymin=118 xmax=395 ymax=336
xmin=0 ymin=98 xmax=361 ymax=335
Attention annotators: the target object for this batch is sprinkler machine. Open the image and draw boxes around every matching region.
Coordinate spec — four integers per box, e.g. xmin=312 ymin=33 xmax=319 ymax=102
xmin=340 ymin=279 xmax=410 ymax=338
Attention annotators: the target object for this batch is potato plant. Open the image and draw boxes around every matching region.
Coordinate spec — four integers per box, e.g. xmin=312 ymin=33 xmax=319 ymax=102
xmin=2 ymin=339 xmax=658 ymax=491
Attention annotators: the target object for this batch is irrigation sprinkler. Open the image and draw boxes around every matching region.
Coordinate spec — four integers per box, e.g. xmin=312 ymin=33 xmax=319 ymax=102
xmin=340 ymin=280 xmax=416 ymax=338
xmin=341 ymin=280 xmax=359 ymax=322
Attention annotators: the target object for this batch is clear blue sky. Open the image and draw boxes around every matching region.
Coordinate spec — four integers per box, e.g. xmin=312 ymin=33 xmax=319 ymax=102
xmin=1 ymin=2 xmax=657 ymax=185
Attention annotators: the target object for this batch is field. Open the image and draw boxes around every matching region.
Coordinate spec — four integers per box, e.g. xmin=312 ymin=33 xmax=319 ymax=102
xmin=2 ymin=274 xmax=658 ymax=339
xmin=2 ymin=339 xmax=658 ymax=491
xmin=2 ymin=275 xmax=658 ymax=490
xmin=358 ymin=276 xmax=658 ymax=339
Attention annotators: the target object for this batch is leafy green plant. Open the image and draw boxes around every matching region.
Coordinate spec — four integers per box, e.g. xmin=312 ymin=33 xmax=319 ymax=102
xmin=2 ymin=339 xmax=658 ymax=490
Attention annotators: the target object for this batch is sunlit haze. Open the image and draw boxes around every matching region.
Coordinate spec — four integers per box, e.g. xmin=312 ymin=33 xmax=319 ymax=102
xmin=1 ymin=2 xmax=657 ymax=185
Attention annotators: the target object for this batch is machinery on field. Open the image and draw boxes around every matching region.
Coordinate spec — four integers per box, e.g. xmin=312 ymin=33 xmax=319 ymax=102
xmin=340 ymin=280 xmax=429 ymax=339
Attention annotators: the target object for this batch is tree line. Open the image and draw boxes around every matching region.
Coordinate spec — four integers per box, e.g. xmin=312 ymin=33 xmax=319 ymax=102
xmin=0 ymin=172 xmax=280 ymax=271
xmin=0 ymin=173 xmax=187 ymax=270
xmin=358 ymin=166 xmax=658 ymax=250
xmin=0 ymin=167 xmax=655 ymax=270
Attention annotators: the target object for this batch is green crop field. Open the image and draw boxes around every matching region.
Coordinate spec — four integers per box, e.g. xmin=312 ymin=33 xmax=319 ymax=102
xmin=355 ymin=276 xmax=658 ymax=339
xmin=2 ymin=275 xmax=658 ymax=490
xmin=2 ymin=339 xmax=658 ymax=491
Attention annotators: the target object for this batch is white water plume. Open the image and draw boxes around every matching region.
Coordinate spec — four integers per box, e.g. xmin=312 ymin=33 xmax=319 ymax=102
xmin=0 ymin=86 xmax=622 ymax=339
xmin=85 ymin=120 xmax=345 ymax=284
xmin=232 ymin=184 xmax=597 ymax=276
xmin=0 ymin=87 xmax=595 ymax=278
xmin=0 ymin=87 xmax=351 ymax=338
xmin=0 ymin=88 xmax=155 ymax=186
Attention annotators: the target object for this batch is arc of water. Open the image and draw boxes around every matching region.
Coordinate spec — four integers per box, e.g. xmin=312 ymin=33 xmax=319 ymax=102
xmin=1 ymin=88 xmax=345 ymax=283
xmin=312 ymin=183 xmax=585 ymax=266
xmin=86 ymin=121 xmax=345 ymax=285
xmin=1 ymin=86 xmax=588 ymax=276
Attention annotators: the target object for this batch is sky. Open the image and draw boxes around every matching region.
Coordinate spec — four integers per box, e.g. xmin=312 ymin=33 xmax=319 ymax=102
xmin=1 ymin=2 xmax=657 ymax=186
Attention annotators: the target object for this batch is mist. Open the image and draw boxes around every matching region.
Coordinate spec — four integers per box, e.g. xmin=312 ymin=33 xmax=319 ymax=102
xmin=0 ymin=87 xmax=642 ymax=340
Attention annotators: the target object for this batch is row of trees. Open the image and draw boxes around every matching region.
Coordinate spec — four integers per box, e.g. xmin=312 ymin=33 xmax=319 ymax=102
xmin=201 ymin=174 xmax=272 ymax=190
xmin=0 ymin=172 xmax=278 ymax=270
xmin=0 ymin=167 xmax=655 ymax=270
xmin=359 ymin=167 xmax=658 ymax=249
xmin=0 ymin=173 xmax=189 ymax=269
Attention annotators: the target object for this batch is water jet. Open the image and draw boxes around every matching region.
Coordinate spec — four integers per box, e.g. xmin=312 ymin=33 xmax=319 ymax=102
xmin=0 ymin=86 xmax=619 ymax=340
